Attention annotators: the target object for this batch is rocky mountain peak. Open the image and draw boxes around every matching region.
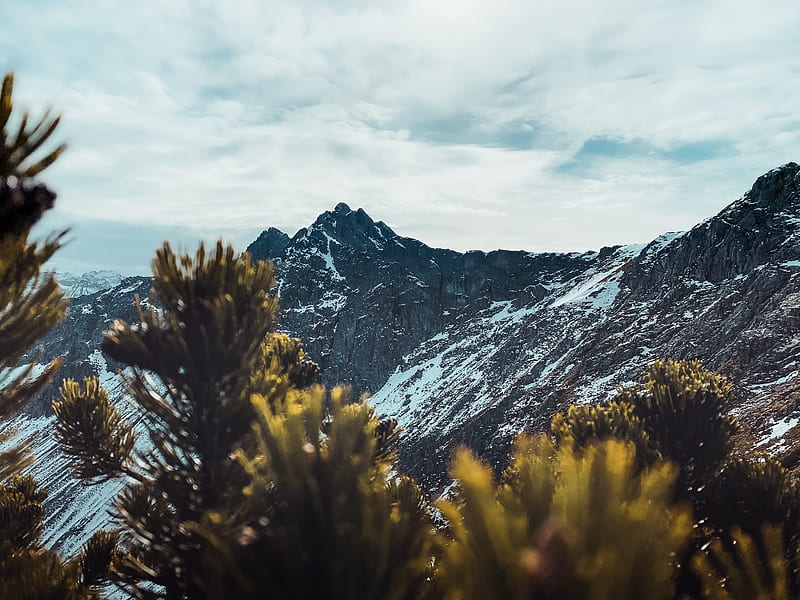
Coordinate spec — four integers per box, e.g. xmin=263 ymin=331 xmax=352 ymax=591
xmin=248 ymin=226 xmax=290 ymax=260
xmin=306 ymin=204 xmax=397 ymax=252
xmin=56 ymin=270 xmax=124 ymax=298
xmin=623 ymin=161 xmax=800 ymax=289
xmin=747 ymin=161 xmax=800 ymax=210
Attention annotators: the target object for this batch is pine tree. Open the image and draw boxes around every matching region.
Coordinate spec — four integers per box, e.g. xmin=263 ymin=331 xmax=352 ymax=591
xmin=550 ymin=400 xmax=659 ymax=471
xmin=54 ymin=242 xmax=284 ymax=598
xmin=699 ymin=454 xmax=800 ymax=596
xmin=616 ymin=359 xmax=739 ymax=501
xmin=694 ymin=525 xmax=794 ymax=600
xmin=0 ymin=71 xmax=67 ymax=479
xmin=549 ymin=359 xmax=800 ymax=599
xmin=435 ymin=436 xmax=692 ymax=600
xmin=196 ymin=386 xmax=435 ymax=599
xmin=53 ymin=239 xmax=434 ymax=600
xmin=0 ymin=71 xmax=120 ymax=600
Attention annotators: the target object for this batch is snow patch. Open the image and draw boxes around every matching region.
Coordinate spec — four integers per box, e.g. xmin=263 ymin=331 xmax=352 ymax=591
xmin=748 ymin=370 xmax=799 ymax=393
xmin=550 ymin=267 xmax=622 ymax=309
xmin=487 ymin=300 xmax=537 ymax=324
xmin=316 ymin=291 xmax=346 ymax=312
xmin=577 ymin=372 xmax=619 ymax=403
xmin=318 ymin=242 xmax=345 ymax=282
xmin=759 ymin=416 xmax=800 ymax=454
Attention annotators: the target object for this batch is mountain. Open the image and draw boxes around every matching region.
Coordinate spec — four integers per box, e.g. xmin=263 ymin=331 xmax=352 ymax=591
xmin=8 ymin=162 xmax=800 ymax=549
xmin=55 ymin=270 xmax=124 ymax=298
xmin=247 ymin=202 xmax=620 ymax=398
xmin=246 ymin=164 xmax=800 ymax=487
xmin=6 ymin=276 xmax=151 ymax=555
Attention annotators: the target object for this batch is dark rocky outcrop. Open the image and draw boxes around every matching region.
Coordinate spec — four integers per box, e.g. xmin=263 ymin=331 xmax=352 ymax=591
xmin=247 ymin=202 xmax=607 ymax=397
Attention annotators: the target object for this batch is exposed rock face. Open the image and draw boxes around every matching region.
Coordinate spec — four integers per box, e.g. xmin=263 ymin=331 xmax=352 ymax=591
xmin=248 ymin=201 xmax=611 ymax=398
xmin=9 ymin=163 xmax=800 ymax=548
xmin=246 ymin=164 xmax=800 ymax=488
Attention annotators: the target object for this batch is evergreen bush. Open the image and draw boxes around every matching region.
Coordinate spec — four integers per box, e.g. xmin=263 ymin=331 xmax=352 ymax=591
xmin=0 ymin=70 xmax=123 ymax=600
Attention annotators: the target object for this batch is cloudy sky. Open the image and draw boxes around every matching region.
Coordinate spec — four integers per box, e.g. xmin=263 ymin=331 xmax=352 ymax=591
xmin=3 ymin=1 xmax=799 ymax=275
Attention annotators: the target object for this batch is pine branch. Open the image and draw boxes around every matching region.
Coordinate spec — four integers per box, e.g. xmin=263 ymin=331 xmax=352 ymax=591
xmin=53 ymin=378 xmax=136 ymax=484
xmin=0 ymin=72 xmax=66 ymax=179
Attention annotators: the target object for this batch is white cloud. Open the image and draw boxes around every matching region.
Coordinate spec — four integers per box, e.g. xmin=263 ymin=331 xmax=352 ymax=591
xmin=3 ymin=0 xmax=800 ymax=272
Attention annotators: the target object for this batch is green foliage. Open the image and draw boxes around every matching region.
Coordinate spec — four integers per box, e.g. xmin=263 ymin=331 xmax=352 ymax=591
xmin=547 ymin=359 xmax=800 ymax=599
xmin=617 ymin=359 xmax=738 ymax=495
xmin=0 ymin=71 xmax=105 ymax=600
xmin=0 ymin=475 xmax=46 ymax=549
xmin=101 ymin=242 xmax=279 ymax=478
xmin=437 ymin=438 xmax=692 ymax=600
xmin=53 ymin=378 xmax=135 ymax=483
xmin=0 ymin=550 xmax=83 ymax=600
xmin=77 ymin=530 xmax=122 ymax=590
xmin=694 ymin=525 xmax=794 ymax=600
xmin=0 ymin=72 xmax=66 ymax=178
xmin=706 ymin=455 xmax=800 ymax=542
xmin=0 ymin=292 xmax=98 ymax=600
xmin=550 ymin=360 xmax=738 ymax=499
xmin=197 ymin=386 xmax=436 ymax=599
xmin=54 ymin=241 xmax=284 ymax=598
xmin=551 ymin=400 xmax=659 ymax=470
xmin=0 ymin=69 xmax=67 ymax=475
xmin=0 ymin=235 xmax=65 ymax=423
xmin=252 ymin=332 xmax=320 ymax=393
xmin=700 ymin=454 xmax=800 ymax=594
xmin=53 ymin=239 xmax=439 ymax=599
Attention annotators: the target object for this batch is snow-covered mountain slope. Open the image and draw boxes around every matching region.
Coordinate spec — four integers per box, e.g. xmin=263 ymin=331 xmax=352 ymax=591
xmin=9 ymin=162 xmax=800 ymax=549
xmin=8 ymin=276 xmax=151 ymax=551
xmin=8 ymin=353 xmax=128 ymax=556
xmin=56 ymin=270 xmax=124 ymax=298
xmin=249 ymin=163 xmax=800 ymax=488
